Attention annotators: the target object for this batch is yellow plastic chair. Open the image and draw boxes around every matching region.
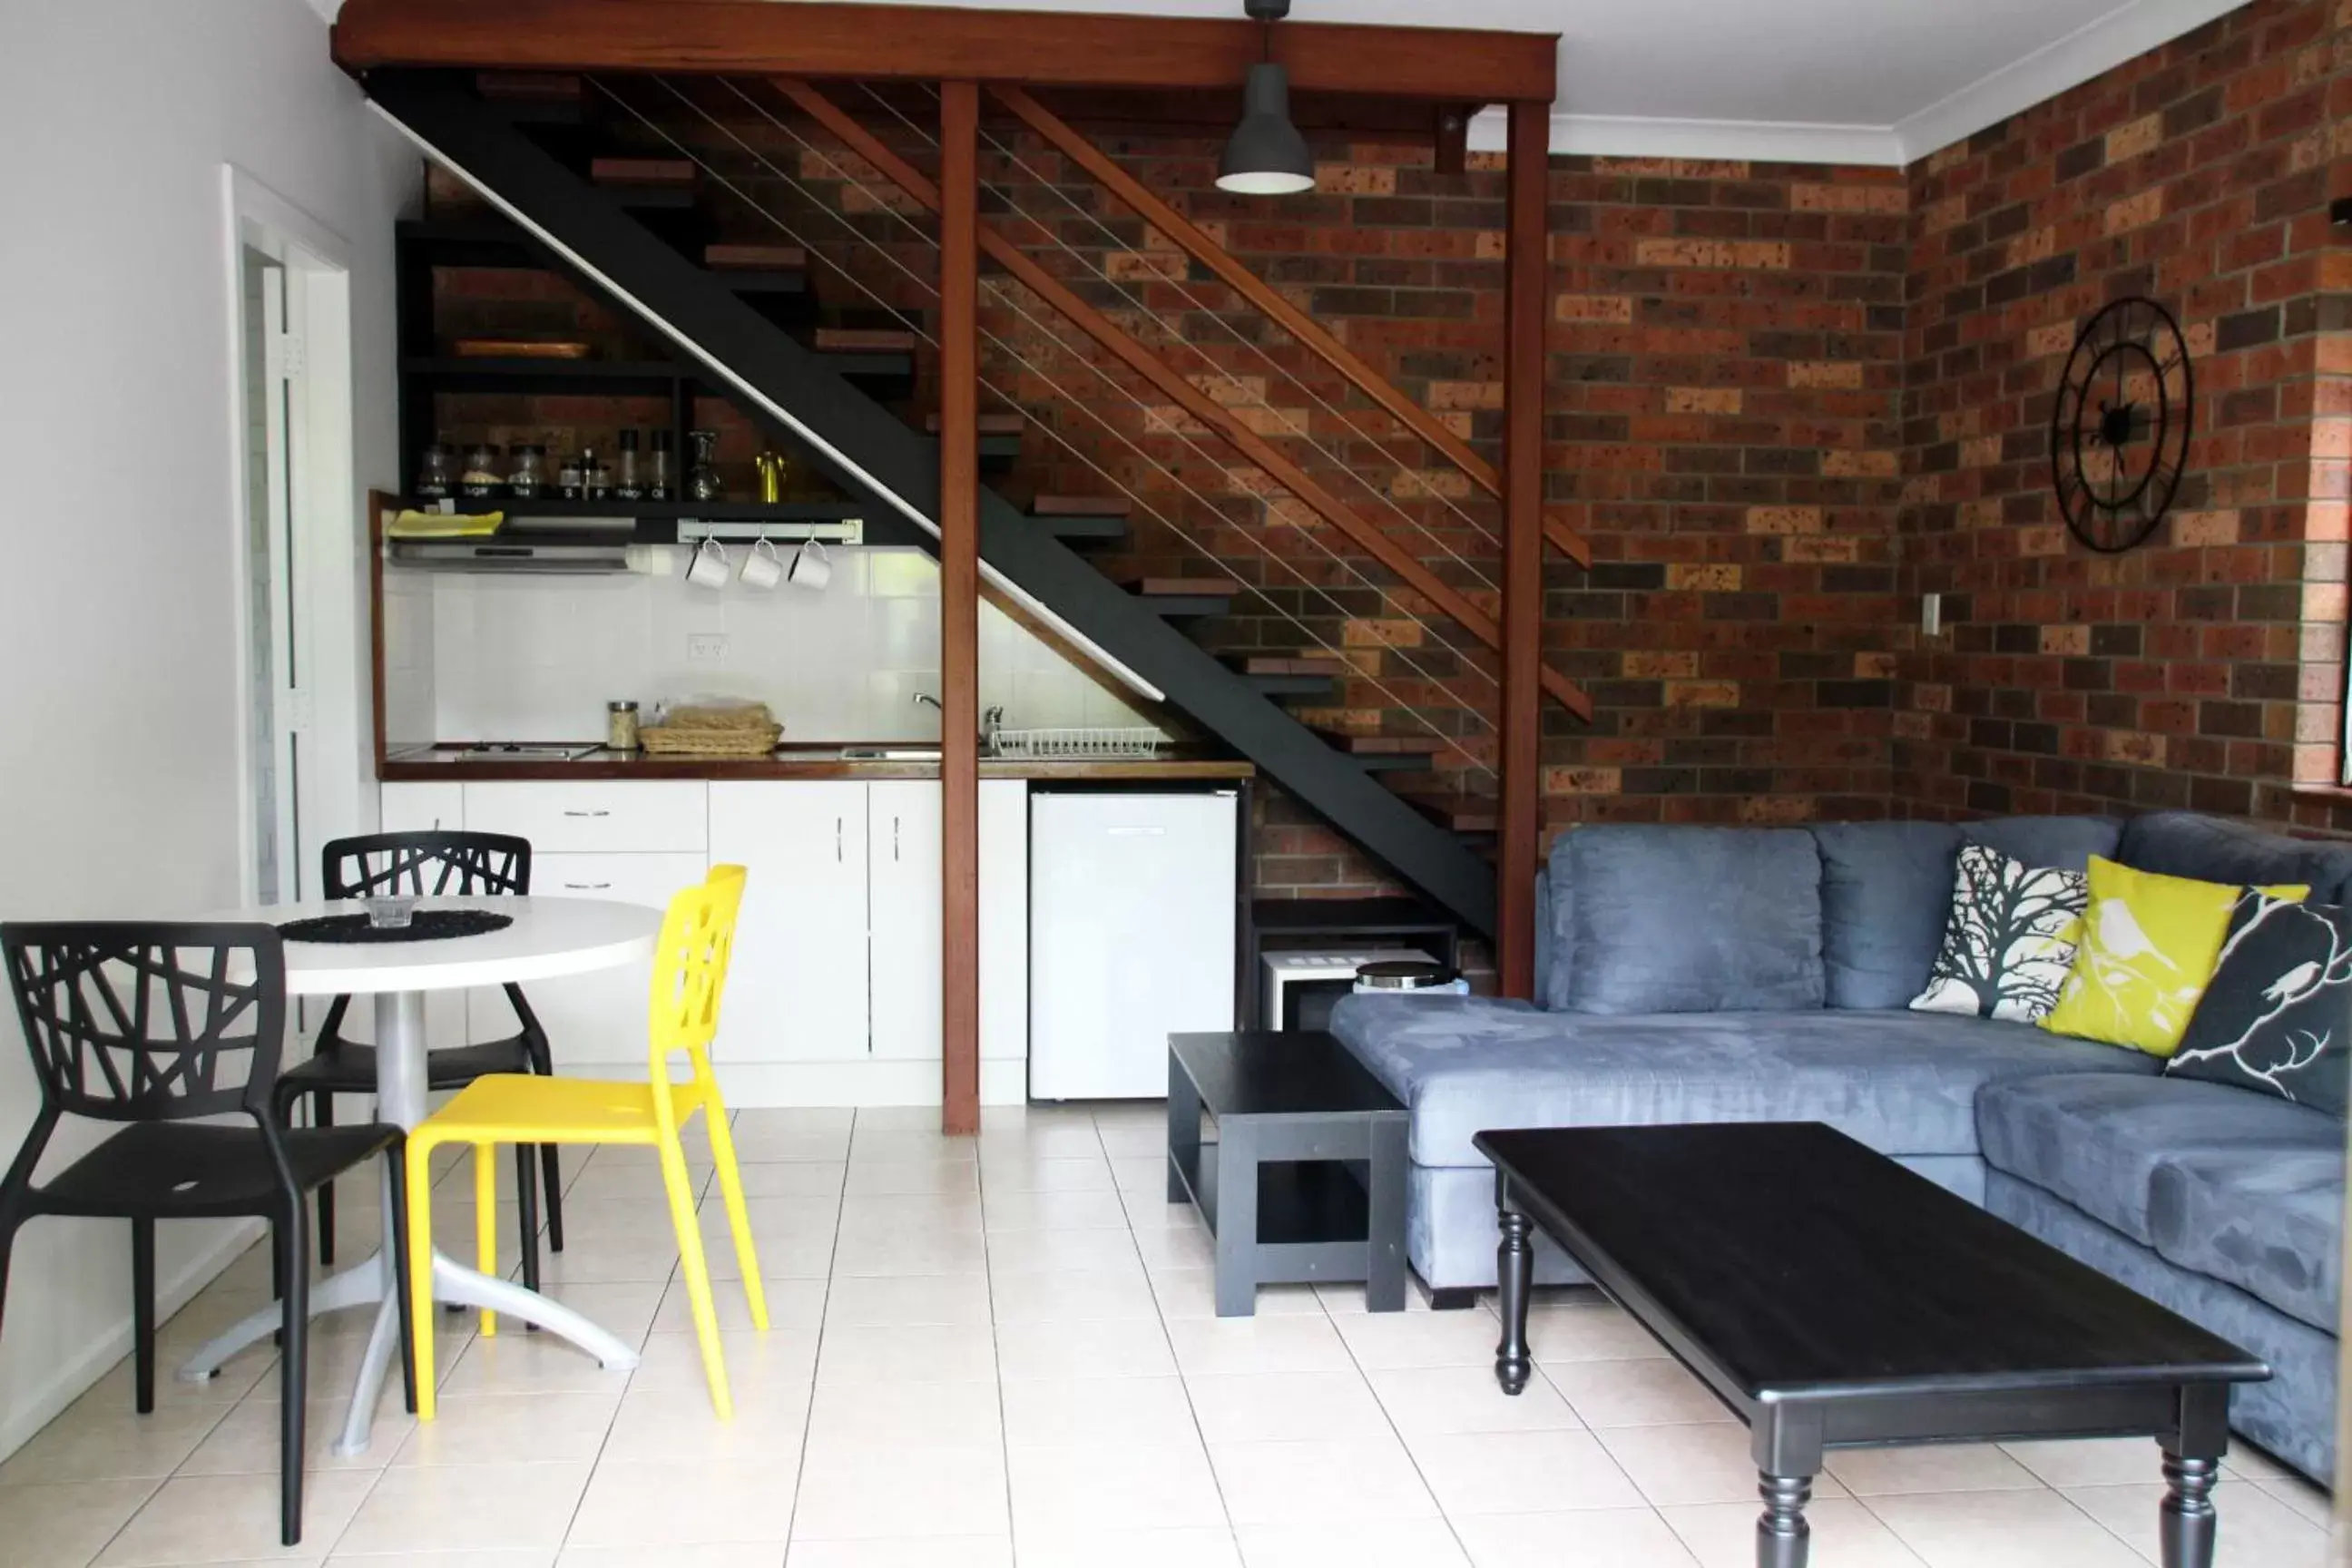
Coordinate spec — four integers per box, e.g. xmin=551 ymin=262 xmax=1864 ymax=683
xmin=404 ymin=866 xmax=767 ymax=1419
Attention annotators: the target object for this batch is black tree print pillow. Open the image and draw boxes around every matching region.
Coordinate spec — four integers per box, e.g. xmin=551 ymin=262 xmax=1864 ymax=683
xmin=2168 ymin=892 xmax=2352 ymax=1113
xmin=1908 ymin=844 xmax=2089 ymax=1023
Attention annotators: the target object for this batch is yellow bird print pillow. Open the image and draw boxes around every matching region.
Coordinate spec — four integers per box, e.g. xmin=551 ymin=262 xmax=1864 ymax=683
xmin=2040 ymin=858 xmax=2308 ymax=1057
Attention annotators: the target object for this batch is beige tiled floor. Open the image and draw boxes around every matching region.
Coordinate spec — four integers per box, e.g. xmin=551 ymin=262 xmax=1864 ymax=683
xmin=0 ymin=1102 xmax=2334 ymax=1566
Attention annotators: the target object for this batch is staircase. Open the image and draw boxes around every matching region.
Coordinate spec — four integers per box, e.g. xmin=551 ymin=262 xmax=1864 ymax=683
xmin=368 ymin=67 xmax=1513 ymax=937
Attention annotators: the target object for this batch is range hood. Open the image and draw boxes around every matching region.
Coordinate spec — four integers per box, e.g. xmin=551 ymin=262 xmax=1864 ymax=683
xmin=389 ymin=537 xmax=632 ymax=573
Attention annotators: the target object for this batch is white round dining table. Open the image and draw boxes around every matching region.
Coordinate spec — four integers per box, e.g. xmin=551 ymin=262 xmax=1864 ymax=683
xmin=175 ymin=895 xmax=662 ymax=1456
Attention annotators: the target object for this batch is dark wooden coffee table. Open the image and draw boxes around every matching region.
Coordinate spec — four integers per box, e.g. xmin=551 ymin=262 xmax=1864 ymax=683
xmin=1168 ymin=1031 xmax=1407 ymax=1317
xmin=1474 ymin=1122 xmax=2271 ymax=1568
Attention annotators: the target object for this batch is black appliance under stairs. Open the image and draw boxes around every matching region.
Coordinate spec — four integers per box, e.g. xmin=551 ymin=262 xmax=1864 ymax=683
xmin=365 ymin=67 xmax=1496 ymax=938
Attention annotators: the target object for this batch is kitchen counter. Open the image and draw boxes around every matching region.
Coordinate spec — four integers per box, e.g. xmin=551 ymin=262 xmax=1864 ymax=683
xmin=380 ymin=744 xmax=1256 ymax=784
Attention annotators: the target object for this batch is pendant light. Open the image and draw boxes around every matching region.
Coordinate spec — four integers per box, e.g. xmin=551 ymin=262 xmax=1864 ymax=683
xmin=1217 ymin=0 xmax=1315 ymax=195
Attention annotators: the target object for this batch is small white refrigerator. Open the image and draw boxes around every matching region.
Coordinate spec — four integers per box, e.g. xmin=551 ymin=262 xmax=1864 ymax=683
xmin=1029 ymin=788 xmax=1240 ymax=1099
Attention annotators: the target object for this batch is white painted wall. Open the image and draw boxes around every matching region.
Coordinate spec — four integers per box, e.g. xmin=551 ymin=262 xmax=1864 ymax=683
xmin=391 ymin=552 xmax=1158 ymax=745
xmin=0 ymin=0 xmax=413 ymax=1455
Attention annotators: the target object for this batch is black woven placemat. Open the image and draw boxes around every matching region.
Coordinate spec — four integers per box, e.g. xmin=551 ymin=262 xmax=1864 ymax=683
xmin=278 ymin=909 xmax=514 ymax=945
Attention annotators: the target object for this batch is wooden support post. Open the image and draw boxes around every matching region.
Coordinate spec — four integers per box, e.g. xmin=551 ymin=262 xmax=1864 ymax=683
xmin=1496 ymin=98 xmax=1549 ymax=1002
xmin=939 ymin=80 xmax=981 ymax=1134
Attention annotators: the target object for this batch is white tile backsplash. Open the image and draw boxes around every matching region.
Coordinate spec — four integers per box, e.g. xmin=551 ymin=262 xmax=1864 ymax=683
xmin=407 ymin=550 xmax=1155 ymax=743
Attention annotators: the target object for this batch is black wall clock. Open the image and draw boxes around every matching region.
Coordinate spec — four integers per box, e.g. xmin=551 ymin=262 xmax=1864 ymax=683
xmin=2049 ymin=295 xmax=2193 ymax=553
xmin=2051 ymin=297 xmax=2191 ymax=554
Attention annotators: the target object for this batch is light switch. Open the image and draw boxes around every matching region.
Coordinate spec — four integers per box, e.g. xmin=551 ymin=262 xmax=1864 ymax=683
xmin=1921 ymin=593 xmax=1941 ymax=638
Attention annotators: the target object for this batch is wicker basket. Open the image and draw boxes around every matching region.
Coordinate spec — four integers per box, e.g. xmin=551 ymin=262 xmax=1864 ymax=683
xmin=640 ymin=701 xmax=780 ymax=756
xmin=640 ymin=722 xmax=781 ymax=757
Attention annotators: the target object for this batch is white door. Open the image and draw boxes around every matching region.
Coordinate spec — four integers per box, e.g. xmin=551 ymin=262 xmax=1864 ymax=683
xmin=475 ymin=852 xmax=709 ymax=1069
xmin=867 ymin=781 xmax=944 ymax=1062
xmin=710 ymin=781 xmax=870 ymax=1063
xmin=240 ymin=246 xmax=311 ymax=907
xmin=1029 ymin=791 xmax=1239 ymax=1099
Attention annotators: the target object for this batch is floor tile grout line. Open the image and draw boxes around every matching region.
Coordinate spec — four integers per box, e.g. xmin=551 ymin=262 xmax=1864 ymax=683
xmin=978 ymin=1111 xmax=1020 ymax=1563
xmin=777 ymin=1102 xmax=850 ymax=1554
xmin=1137 ymin=1105 xmax=1249 ymax=1563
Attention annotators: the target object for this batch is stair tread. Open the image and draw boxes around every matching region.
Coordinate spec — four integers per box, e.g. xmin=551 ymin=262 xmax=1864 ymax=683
xmin=815 ymin=328 xmax=918 ymax=352
xmin=476 ymin=72 xmax=584 ymax=102
xmin=1308 ymin=730 xmax=1437 ymax=756
xmin=1228 ymin=654 xmax=1348 ymax=676
xmin=592 ymin=157 xmax=696 ymax=186
xmin=1398 ymin=792 xmax=1499 ymax=832
xmin=706 ymin=242 xmax=809 ymax=270
xmin=1122 ymin=576 xmax=1242 ymax=598
xmin=926 ymin=412 xmax=1024 ymax=436
xmin=1031 ymin=495 xmax=1133 ymax=518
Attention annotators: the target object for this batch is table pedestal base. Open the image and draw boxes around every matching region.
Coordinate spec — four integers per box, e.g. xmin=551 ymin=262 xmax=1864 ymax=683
xmin=173 ymin=989 xmax=640 ymax=1455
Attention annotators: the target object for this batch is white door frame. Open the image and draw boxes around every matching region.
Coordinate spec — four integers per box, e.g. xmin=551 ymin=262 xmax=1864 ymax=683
xmin=220 ymin=165 xmax=367 ymax=908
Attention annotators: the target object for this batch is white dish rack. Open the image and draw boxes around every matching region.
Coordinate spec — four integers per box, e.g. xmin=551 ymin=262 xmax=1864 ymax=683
xmin=990 ymin=726 xmax=1165 ymax=760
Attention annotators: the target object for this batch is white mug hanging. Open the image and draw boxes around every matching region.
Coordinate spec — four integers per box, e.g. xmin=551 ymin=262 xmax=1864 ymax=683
xmin=789 ymin=537 xmax=833 ymax=591
xmin=685 ymin=536 xmax=730 ymax=590
xmin=740 ymin=535 xmax=784 ymax=590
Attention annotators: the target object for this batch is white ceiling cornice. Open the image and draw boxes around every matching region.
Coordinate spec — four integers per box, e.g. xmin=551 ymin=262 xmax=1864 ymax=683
xmin=1464 ymin=0 xmax=2252 ymax=169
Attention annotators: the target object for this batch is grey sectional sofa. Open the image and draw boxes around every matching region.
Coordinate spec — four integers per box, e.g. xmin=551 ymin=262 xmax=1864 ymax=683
xmin=1328 ymin=810 xmax=2351 ymax=1482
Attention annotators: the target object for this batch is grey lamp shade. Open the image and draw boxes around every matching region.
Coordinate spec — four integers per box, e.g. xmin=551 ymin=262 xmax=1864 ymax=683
xmin=1217 ymin=63 xmax=1315 ymax=195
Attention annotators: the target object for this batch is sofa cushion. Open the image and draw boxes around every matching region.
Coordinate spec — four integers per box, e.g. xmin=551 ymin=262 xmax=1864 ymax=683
xmin=1909 ymin=844 xmax=2087 ymax=1023
xmin=2151 ymin=1141 xmax=2345 ymax=1334
xmin=2169 ymin=893 xmax=2352 ymax=1115
xmin=2121 ymin=810 xmax=2352 ymax=903
xmin=1967 ymin=814 xmax=2122 ymax=873
xmin=1556 ymin=826 xmax=1825 ymax=1014
xmin=1811 ymin=821 xmax=1963 ymax=1010
xmin=1976 ymin=1073 xmax=2329 ymax=1247
xmin=1328 ymin=995 xmax=2154 ymax=1168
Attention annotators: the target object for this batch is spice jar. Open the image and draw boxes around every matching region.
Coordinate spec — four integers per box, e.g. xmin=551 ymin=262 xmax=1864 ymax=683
xmin=614 ymin=429 xmax=644 ymax=501
xmin=506 ymin=444 xmax=546 ymax=501
xmin=606 ymin=701 xmax=641 ymax=751
xmin=414 ymin=442 xmax=456 ymax=500
xmin=460 ymin=442 xmax=504 ymax=501
xmin=583 ymin=445 xmax=612 ymax=502
xmin=556 ymin=449 xmax=584 ymax=501
xmin=646 ymin=430 xmax=674 ymax=500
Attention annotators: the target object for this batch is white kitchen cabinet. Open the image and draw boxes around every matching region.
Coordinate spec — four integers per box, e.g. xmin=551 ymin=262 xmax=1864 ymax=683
xmin=867 ymin=781 xmax=943 ymax=1062
xmin=461 ymin=780 xmax=707 ymax=854
xmin=475 ymin=851 xmax=710 ymax=1068
xmin=978 ymin=779 xmax=1028 ymax=1064
xmin=710 ymin=781 xmax=870 ymax=1064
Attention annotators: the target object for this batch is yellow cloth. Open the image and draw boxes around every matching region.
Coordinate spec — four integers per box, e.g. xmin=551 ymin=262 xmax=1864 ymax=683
xmin=2040 ymin=857 xmax=2308 ymax=1056
xmin=387 ymin=508 xmax=503 ymax=539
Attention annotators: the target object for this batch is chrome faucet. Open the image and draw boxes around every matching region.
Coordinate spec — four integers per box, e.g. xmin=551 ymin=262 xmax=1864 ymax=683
xmin=911 ymin=691 xmax=942 ymax=715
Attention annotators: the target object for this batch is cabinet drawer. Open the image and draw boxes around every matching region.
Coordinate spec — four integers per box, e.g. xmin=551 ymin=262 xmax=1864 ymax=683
xmin=462 ymin=781 xmax=707 ymax=854
xmin=475 ymin=852 xmax=708 ymax=1067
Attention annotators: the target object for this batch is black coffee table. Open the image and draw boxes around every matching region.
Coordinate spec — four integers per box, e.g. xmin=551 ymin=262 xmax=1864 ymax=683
xmin=1168 ymin=1031 xmax=1407 ymax=1317
xmin=1474 ymin=1122 xmax=2271 ymax=1568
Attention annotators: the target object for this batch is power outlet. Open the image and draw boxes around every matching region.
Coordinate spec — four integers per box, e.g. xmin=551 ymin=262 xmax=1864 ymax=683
xmin=687 ymin=633 xmax=729 ymax=664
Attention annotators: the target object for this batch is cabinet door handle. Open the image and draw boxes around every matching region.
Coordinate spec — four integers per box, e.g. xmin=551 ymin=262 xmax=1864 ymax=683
xmin=562 ymin=809 xmax=611 ymax=818
xmin=835 ymin=817 xmax=844 ymax=863
xmin=563 ymin=881 xmax=612 ymax=890
xmin=893 ymin=815 xmax=900 ymax=862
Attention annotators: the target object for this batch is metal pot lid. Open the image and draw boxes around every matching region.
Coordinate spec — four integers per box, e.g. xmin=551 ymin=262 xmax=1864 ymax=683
xmin=1356 ymin=959 xmax=1460 ymax=989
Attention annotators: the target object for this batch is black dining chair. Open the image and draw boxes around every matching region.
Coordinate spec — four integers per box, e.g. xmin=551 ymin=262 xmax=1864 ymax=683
xmin=274 ymin=831 xmax=564 ymax=1291
xmin=0 ymin=921 xmax=413 ymax=1546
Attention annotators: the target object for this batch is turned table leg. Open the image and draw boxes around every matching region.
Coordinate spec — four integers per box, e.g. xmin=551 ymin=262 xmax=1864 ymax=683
xmin=1757 ymin=1472 xmax=1812 ymax=1568
xmin=1494 ymin=1200 xmax=1534 ymax=1396
xmin=2158 ymin=1451 xmax=2220 ymax=1568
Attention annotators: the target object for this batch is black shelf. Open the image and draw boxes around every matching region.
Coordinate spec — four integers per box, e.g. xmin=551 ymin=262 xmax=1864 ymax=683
xmin=395 ymin=497 xmax=875 ymax=523
xmin=404 ymin=351 xmax=914 ymax=393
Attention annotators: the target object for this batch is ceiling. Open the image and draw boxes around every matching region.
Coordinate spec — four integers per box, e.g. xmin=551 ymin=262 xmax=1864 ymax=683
xmin=307 ymin=0 xmax=2254 ymax=166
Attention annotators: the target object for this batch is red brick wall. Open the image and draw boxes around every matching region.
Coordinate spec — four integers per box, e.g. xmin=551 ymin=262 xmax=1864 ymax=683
xmin=1891 ymin=0 xmax=2352 ymax=832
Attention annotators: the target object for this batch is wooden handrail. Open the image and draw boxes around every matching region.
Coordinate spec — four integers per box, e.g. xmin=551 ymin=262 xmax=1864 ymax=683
xmin=774 ymin=78 xmax=1592 ymax=723
xmin=993 ymin=85 xmax=1591 ymax=572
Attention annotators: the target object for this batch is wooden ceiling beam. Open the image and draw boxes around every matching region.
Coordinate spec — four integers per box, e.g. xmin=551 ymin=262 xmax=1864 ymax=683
xmin=332 ymin=0 xmax=1556 ymax=103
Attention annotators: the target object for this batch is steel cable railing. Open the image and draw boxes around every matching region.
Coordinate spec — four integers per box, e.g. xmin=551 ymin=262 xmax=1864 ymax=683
xmin=590 ymin=75 xmax=1496 ymax=777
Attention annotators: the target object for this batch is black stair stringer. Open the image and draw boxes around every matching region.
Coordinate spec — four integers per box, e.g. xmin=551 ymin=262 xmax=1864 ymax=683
xmin=364 ymin=68 xmax=1496 ymax=937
